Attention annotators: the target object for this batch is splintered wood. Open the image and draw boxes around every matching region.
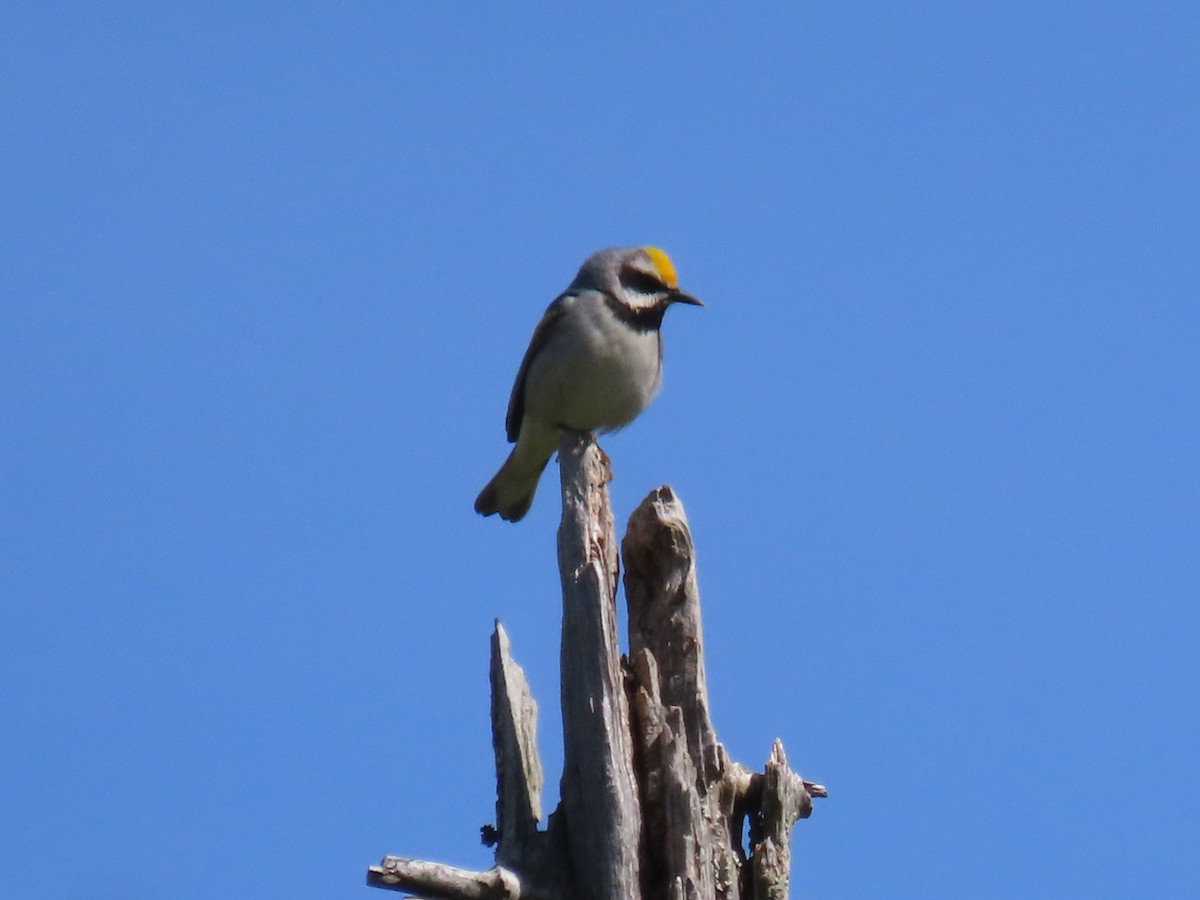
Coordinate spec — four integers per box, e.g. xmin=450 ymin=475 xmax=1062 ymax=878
xmin=367 ymin=433 xmax=824 ymax=899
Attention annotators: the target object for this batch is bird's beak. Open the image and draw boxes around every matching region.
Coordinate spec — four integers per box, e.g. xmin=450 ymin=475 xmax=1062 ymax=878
xmin=670 ymin=290 xmax=704 ymax=307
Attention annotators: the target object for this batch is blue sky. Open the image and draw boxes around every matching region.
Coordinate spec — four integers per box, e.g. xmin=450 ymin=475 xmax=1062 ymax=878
xmin=3 ymin=3 xmax=1198 ymax=898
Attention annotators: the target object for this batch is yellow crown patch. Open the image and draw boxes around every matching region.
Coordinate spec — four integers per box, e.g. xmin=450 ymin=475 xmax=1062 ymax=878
xmin=642 ymin=246 xmax=679 ymax=289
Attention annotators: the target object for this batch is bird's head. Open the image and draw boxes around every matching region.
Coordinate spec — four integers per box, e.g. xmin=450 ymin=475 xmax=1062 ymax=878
xmin=571 ymin=246 xmax=704 ymax=310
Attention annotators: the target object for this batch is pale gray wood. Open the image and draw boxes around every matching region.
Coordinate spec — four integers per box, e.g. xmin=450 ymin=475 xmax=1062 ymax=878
xmin=629 ymin=648 xmax=715 ymax=900
xmin=623 ymin=485 xmax=719 ymax=780
xmin=749 ymin=741 xmax=825 ymax=900
xmin=623 ymin=486 xmax=744 ymax=899
xmin=555 ymin=432 xmax=643 ymax=900
xmin=622 ymin=486 xmax=827 ymax=899
xmin=367 ymin=856 xmax=529 ymax=898
xmin=366 ymin=459 xmax=826 ymax=900
xmin=490 ymin=621 xmax=544 ymax=868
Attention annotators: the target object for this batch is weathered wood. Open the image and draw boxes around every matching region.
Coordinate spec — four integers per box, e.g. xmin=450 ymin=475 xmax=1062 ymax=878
xmin=490 ymin=621 xmax=544 ymax=868
xmin=623 ymin=487 xmax=826 ymax=899
xmin=556 ymin=432 xmax=642 ymax=900
xmin=367 ymin=452 xmax=825 ymax=899
xmin=624 ymin=485 xmax=720 ymax=781
xmin=629 ymin=649 xmax=714 ymax=900
xmin=623 ymin=486 xmax=741 ymax=899
xmin=367 ymin=856 xmax=527 ymax=898
xmin=750 ymin=741 xmax=811 ymax=900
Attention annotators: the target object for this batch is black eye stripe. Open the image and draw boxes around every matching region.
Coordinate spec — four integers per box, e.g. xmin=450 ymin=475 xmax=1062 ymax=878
xmin=619 ymin=267 xmax=667 ymax=295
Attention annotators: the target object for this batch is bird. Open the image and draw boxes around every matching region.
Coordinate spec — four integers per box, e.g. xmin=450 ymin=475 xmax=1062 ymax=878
xmin=475 ymin=246 xmax=703 ymax=522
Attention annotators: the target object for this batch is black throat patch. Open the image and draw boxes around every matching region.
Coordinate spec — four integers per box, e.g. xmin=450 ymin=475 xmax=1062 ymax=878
xmin=602 ymin=292 xmax=670 ymax=332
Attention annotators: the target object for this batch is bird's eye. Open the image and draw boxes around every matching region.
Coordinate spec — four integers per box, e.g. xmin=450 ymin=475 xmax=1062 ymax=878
xmin=620 ymin=268 xmax=667 ymax=295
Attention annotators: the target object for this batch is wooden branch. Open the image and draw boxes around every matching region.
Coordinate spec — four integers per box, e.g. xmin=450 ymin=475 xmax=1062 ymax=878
xmin=367 ymin=856 xmax=527 ymax=899
xmin=623 ymin=487 xmax=826 ymax=899
xmin=623 ymin=486 xmax=719 ymax=781
xmin=629 ymin=649 xmax=715 ymax=899
xmin=367 ymin=464 xmax=825 ymax=899
xmin=556 ymin=432 xmax=642 ymax=900
xmin=623 ymin=486 xmax=743 ymax=898
xmin=490 ymin=621 xmax=544 ymax=867
xmin=750 ymin=741 xmax=811 ymax=900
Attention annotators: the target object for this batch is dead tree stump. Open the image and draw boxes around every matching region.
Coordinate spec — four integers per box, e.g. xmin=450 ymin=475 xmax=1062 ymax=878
xmin=367 ymin=433 xmax=825 ymax=899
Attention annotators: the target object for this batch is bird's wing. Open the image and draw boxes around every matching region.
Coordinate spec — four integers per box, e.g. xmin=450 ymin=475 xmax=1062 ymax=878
xmin=505 ymin=292 xmax=572 ymax=443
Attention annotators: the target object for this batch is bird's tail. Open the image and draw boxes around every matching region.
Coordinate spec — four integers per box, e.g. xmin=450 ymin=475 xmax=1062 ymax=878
xmin=474 ymin=446 xmax=552 ymax=522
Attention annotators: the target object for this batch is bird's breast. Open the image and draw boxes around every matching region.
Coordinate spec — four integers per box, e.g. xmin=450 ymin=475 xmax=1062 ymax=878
xmin=523 ymin=295 xmax=663 ymax=432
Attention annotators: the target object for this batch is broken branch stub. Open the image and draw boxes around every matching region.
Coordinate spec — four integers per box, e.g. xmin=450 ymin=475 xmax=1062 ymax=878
xmin=490 ymin=621 xmax=543 ymax=867
xmin=556 ymin=432 xmax=642 ymax=899
xmin=623 ymin=486 xmax=743 ymax=899
xmin=366 ymin=443 xmax=824 ymax=899
xmin=622 ymin=486 xmax=825 ymax=899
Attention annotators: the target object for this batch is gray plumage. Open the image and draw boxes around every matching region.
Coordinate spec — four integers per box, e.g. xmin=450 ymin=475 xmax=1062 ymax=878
xmin=475 ymin=247 xmax=702 ymax=522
